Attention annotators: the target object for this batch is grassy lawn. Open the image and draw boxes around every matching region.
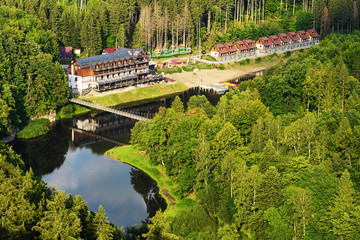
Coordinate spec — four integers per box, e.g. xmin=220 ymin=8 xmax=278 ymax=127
xmin=57 ymin=104 xmax=91 ymax=119
xmin=105 ymin=145 xmax=197 ymax=217
xmin=157 ymin=67 xmax=182 ymax=74
xmin=17 ymin=118 xmax=50 ymax=139
xmin=82 ymin=83 xmax=188 ymax=108
xmin=201 ymin=55 xmax=217 ymax=62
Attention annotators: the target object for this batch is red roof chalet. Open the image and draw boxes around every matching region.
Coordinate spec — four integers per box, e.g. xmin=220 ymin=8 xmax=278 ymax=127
xmin=103 ymin=47 xmax=117 ymax=54
xmin=233 ymin=41 xmax=248 ymax=51
xmin=224 ymin=42 xmax=238 ymax=53
xmin=278 ymin=33 xmax=292 ymax=43
xmin=306 ymin=29 xmax=320 ymax=39
xmin=59 ymin=46 xmax=73 ymax=59
xmin=287 ymin=32 xmax=300 ymax=41
xmin=211 ymin=44 xmax=229 ymax=55
xmin=256 ymin=37 xmax=273 ymax=47
xmin=269 ymin=35 xmax=282 ymax=45
xmin=296 ymin=30 xmax=310 ymax=40
xmin=243 ymin=39 xmax=256 ymax=50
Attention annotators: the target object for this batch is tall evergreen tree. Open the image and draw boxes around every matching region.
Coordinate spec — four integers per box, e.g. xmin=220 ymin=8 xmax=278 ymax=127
xmin=327 ymin=170 xmax=357 ymax=239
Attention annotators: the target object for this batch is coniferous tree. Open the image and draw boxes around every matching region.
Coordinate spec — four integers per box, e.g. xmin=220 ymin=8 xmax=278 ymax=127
xmin=92 ymin=205 xmax=114 ymax=240
xmin=327 ymin=170 xmax=357 ymax=239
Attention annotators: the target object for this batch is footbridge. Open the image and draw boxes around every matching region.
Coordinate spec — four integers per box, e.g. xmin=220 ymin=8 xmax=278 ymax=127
xmin=69 ymin=98 xmax=150 ymax=121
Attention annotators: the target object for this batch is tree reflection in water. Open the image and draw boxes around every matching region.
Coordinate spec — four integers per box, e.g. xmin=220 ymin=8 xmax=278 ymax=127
xmin=130 ymin=168 xmax=167 ymax=223
xmin=11 ymin=120 xmax=71 ymax=176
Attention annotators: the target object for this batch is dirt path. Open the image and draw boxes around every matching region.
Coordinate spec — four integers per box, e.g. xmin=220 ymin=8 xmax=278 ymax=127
xmin=161 ymin=189 xmax=176 ymax=206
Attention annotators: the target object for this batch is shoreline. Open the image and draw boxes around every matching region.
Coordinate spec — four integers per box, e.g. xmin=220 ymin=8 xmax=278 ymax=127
xmin=105 ymin=145 xmax=197 ymax=216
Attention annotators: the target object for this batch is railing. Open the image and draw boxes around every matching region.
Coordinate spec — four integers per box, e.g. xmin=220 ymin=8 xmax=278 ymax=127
xmin=81 ymin=88 xmax=92 ymax=96
xmin=69 ymin=98 xmax=150 ymax=121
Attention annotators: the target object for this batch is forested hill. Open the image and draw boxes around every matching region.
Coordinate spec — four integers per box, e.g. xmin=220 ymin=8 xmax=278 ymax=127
xmin=131 ymin=32 xmax=360 ymax=239
xmin=0 ymin=143 xmax=122 ymax=239
xmin=0 ymin=0 xmax=358 ymax=136
xmin=0 ymin=0 xmax=358 ymax=56
xmin=0 ymin=6 xmax=69 ymax=137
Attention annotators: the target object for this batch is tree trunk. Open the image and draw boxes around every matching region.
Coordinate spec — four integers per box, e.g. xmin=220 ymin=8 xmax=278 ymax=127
xmin=225 ymin=8 xmax=228 ymax=33
xmin=293 ymin=0 xmax=295 ymax=15
xmin=263 ymin=0 xmax=265 ymax=22
xmin=207 ymin=9 xmax=211 ymax=33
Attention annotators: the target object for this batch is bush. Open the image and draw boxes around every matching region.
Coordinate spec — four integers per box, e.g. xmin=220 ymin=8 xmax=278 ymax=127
xmin=157 ymin=67 xmax=182 ymax=74
xmin=58 ymin=104 xmax=75 ymax=118
xmin=284 ymin=51 xmax=292 ymax=58
xmin=17 ymin=119 xmax=50 ymax=139
xmin=236 ymin=59 xmax=250 ymax=65
xmin=183 ymin=65 xmax=197 ymax=72
xmin=255 ymin=57 xmax=262 ymax=63
xmin=268 ymin=53 xmax=278 ymax=59
xmin=58 ymin=104 xmax=90 ymax=119
xmin=216 ymin=64 xmax=226 ymax=70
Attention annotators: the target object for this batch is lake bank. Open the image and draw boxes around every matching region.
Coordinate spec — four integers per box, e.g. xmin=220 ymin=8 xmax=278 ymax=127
xmin=80 ymin=82 xmax=188 ymax=108
xmin=105 ymin=145 xmax=197 ymax=217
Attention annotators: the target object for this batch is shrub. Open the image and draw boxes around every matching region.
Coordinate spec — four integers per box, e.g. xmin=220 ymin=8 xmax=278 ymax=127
xmin=236 ymin=59 xmax=250 ymax=65
xmin=216 ymin=64 xmax=226 ymax=70
xmin=157 ymin=67 xmax=182 ymax=74
xmin=17 ymin=119 xmax=50 ymax=139
xmin=255 ymin=57 xmax=262 ymax=63
xmin=284 ymin=51 xmax=292 ymax=58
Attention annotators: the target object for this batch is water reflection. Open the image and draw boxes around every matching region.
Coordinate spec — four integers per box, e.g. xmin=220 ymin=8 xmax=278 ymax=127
xmin=130 ymin=168 xmax=167 ymax=222
xmin=9 ymin=88 xmax=221 ymax=227
xmin=10 ymin=114 xmax=166 ymax=227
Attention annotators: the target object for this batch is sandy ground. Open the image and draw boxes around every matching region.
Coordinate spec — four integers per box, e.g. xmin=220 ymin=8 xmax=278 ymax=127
xmin=168 ymin=65 xmax=271 ymax=88
xmin=84 ymin=64 xmax=274 ymax=98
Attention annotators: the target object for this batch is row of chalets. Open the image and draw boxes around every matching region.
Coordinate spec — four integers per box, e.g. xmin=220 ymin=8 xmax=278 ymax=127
xmin=210 ymin=29 xmax=320 ymax=61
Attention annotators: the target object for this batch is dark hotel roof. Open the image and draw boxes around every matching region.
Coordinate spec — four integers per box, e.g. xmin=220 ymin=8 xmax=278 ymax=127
xmin=76 ymin=48 xmax=147 ymax=68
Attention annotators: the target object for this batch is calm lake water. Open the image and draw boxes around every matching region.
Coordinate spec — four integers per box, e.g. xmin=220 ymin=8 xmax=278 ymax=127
xmin=11 ymin=116 xmax=167 ymax=227
xmin=10 ymin=88 xmax=222 ymax=227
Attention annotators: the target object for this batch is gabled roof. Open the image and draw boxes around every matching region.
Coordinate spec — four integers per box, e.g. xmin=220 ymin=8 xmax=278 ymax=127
xmin=233 ymin=41 xmax=248 ymax=51
xmin=257 ymin=37 xmax=273 ymax=46
xmin=269 ymin=35 xmax=282 ymax=45
xmin=307 ymin=29 xmax=320 ymax=38
xmin=244 ymin=39 xmax=256 ymax=49
xmin=288 ymin=32 xmax=300 ymax=41
xmin=296 ymin=30 xmax=310 ymax=40
xmin=278 ymin=33 xmax=292 ymax=43
xmin=171 ymin=58 xmax=183 ymax=64
xmin=76 ymin=48 xmax=147 ymax=68
xmin=103 ymin=47 xmax=116 ymax=54
xmin=218 ymin=49 xmax=230 ymax=54
xmin=224 ymin=42 xmax=235 ymax=48
xmin=213 ymin=44 xmax=226 ymax=49
xmin=224 ymin=42 xmax=237 ymax=52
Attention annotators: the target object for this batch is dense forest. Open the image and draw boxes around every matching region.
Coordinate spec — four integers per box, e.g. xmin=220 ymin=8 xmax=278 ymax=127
xmin=131 ymin=32 xmax=360 ymax=239
xmin=0 ymin=6 xmax=69 ymax=137
xmin=1 ymin=0 xmax=360 ymax=238
xmin=0 ymin=143 xmax=123 ymax=239
xmin=0 ymin=0 xmax=359 ymax=55
xmin=0 ymin=0 xmax=359 ymax=137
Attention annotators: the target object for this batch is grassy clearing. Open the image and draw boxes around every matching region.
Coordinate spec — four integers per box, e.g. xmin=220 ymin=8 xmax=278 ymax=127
xmin=17 ymin=118 xmax=50 ymax=139
xmin=82 ymin=83 xmax=188 ymax=108
xmin=157 ymin=67 xmax=182 ymax=74
xmin=105 ymin=145 xmax=197 ymax=217
xmin=201 ymin=55 xmax=217 ymax=62
xmin=57 ymin=104 xmax=91 ymax=119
